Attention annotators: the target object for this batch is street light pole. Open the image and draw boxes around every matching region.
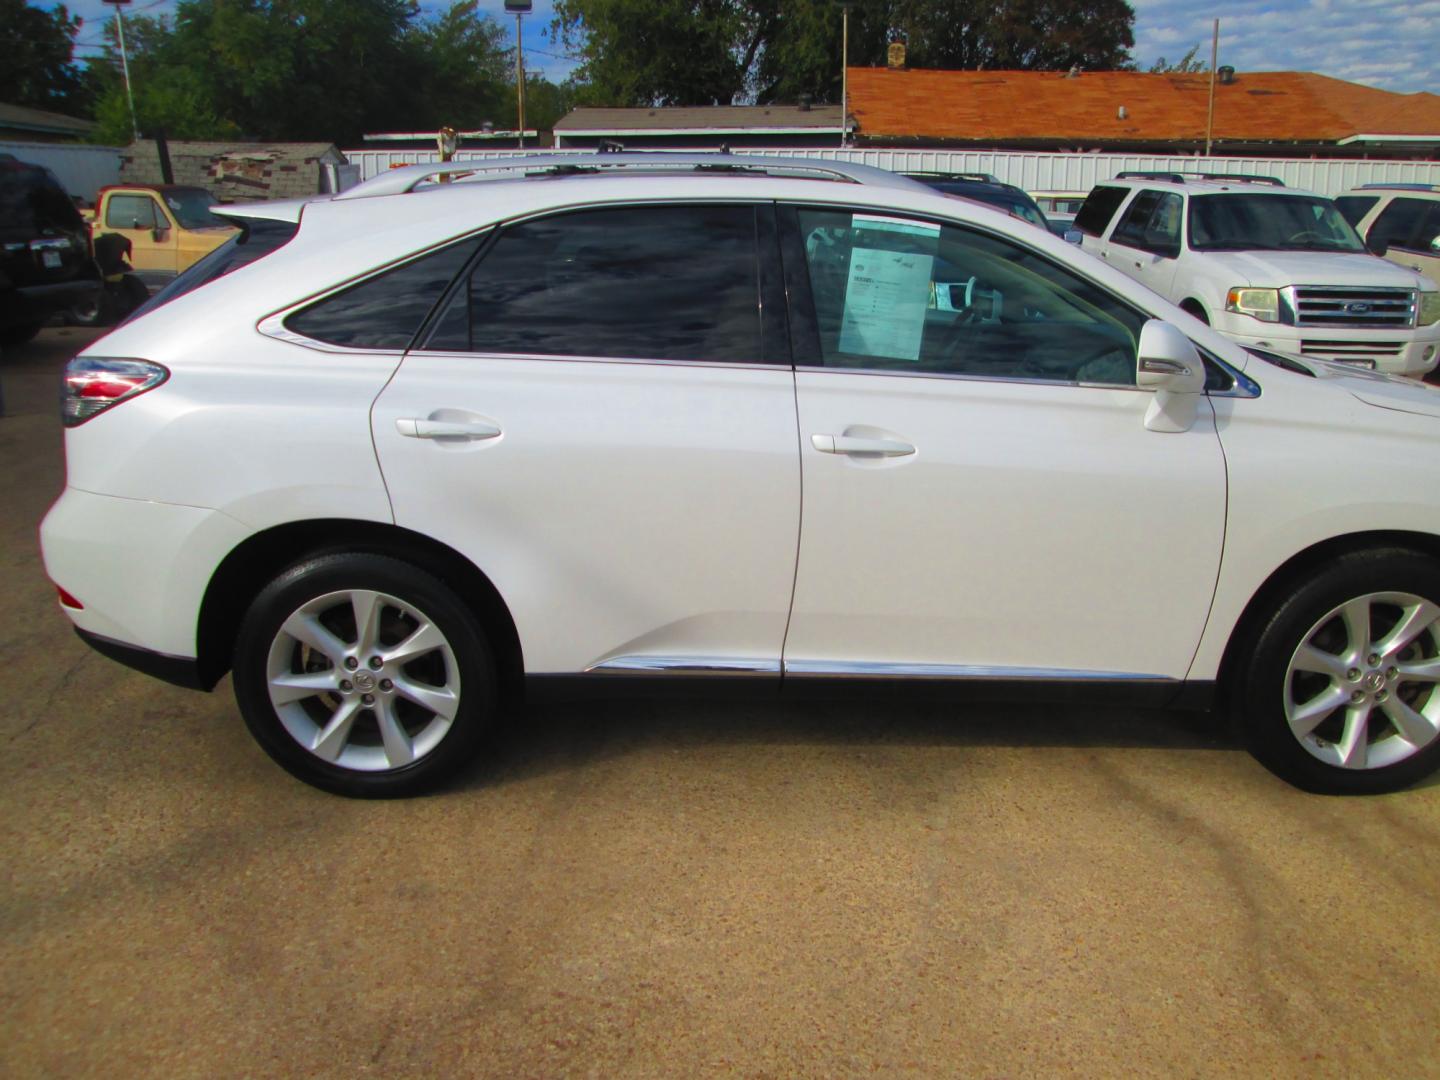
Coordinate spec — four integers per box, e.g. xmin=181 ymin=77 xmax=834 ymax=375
xmin=102 ymin=0 xmax=139 ymax=142
xmin=840 ymin=3 xmax=851 ymax=148
xmin=505 ymin=0 xmax=532 ymax=149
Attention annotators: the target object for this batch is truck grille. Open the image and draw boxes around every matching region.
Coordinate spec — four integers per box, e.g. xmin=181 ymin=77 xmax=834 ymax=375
xmin=1290 ymin=287 xmax=1415 ymax=328
xmin=1299 ymin=339 xmax=1405 ymax=363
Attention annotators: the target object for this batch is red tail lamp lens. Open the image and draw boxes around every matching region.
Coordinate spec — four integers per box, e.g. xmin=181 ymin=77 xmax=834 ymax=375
xmin=57 ymin=586 xmax=84 ymax=609
xmin=62 ymin=357 xmax=168 ymax=426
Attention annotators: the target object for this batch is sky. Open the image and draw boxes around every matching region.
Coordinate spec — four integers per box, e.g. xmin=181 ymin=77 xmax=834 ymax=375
xmin=51 ymin=0 xmax=1438 ymax=95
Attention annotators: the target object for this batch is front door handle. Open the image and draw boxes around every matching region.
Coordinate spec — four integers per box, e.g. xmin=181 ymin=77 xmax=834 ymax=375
xmin=811 ymin=433 xmax=916 ymax=457
xmin=396 ymin=418 xmax=502 ymax=440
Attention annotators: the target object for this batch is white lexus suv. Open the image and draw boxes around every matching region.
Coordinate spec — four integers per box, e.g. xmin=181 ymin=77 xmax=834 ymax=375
xmin=40 ymin=154 xmax=1440 ymax=797
xmin=1073 ymin=173 xmax=1440 ymax=376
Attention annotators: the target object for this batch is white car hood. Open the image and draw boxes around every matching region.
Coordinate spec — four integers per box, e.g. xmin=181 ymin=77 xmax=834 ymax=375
xmin=1298 ymin=357 xmax=1440 ymax=419
xmin=1205 ymin=249 xmax=1427 ymax=289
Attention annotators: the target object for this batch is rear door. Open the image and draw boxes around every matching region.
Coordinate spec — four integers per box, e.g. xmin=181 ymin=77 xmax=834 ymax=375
xmin=370 ymin=202 xmax=801 ymax=677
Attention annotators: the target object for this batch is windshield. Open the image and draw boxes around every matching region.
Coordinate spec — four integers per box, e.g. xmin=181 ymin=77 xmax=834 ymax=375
xmin=161 ymin=187 xmax=227 ymax=229
xmin=1188 ymin=194 xmax=1366 ymax=252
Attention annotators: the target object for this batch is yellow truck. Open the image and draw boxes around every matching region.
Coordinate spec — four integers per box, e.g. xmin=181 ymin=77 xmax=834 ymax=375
xmin=86 ymin=184 xmax=238 ymax=290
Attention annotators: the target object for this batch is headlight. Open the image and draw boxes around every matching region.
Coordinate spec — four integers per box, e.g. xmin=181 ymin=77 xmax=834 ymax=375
xmin=1419 ymin=291 xmax=1440 ymax=327
xmin=1226 ymin=287 xmax=1281 ymax=323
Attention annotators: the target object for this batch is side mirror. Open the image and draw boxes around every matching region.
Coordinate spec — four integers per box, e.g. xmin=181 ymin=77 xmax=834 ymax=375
xmin=1429 ymin=234 xmax=1440 ymax=254
xmin=1367 ymin=236 xmax=1389 ymax=258
xmin=1063 ymin=228 xmax=1084 ymax=246
xmin=1137 ymin=320 xmax=1205 ymax=433
xmin=150 ymin=227 xmax=167 ymax=242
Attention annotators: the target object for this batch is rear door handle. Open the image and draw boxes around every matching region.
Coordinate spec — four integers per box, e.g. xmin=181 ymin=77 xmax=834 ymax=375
xmin=811 ymin=434 xmax=916 ymax=457
xmin=396 ymin=418 xmax=502 ymax=440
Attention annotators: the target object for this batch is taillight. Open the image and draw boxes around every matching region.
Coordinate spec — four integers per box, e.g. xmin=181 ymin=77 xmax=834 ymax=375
xmin=62 ymin=357 xmax=168 ymax=426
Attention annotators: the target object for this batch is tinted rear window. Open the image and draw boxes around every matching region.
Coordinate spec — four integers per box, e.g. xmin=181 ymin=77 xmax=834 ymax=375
xmin=126 ymin=217 xmax=298 ymax=323
xmin=0 ymin=164 xmax=82 ymax=233
xmin=1074 ymin=186 xmax=1129 ymax=236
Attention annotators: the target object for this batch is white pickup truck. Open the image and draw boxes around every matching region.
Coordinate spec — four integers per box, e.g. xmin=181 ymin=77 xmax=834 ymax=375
xmin=1072 ymin=173 xmax=1440 ymax=376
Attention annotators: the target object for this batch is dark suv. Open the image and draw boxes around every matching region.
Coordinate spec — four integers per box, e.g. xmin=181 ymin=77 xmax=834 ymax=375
xmin=0 ymin=154 xmax=100 ymax=346
xmin=901 ymin=172 xmax=1049 ymax=230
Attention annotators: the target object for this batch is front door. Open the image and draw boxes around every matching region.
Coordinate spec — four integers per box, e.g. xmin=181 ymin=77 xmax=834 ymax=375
xmin=371 ymin=203 xmax=801 ymax=676
xmin=778 ymin=205 xmax=1226 ymax=685
xmin=1103 ymin=188 xmax=1183 ymax=299
xmin=101 ymin=192 xmax=179 ymax=279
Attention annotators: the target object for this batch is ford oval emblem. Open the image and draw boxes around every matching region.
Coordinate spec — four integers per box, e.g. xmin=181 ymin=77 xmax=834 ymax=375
xmin=1345 ymin=301 xmax=1372 ymax=314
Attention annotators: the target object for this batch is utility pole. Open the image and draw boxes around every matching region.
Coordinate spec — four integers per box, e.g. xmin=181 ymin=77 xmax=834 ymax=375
xmin=102 ymin=0 xmax=139 ymax=142
xmin=505 ymin=1 xmax=532 ymax=149
xmin=1205 ymin=18 xmax=1219 ymax=157
xmin=838 ymin=2 xmax=852 ymax=148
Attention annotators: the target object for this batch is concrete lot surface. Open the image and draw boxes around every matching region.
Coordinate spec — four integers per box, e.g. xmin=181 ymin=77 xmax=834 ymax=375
xmin=3 ymin=329 xmax=1440 ymax=1077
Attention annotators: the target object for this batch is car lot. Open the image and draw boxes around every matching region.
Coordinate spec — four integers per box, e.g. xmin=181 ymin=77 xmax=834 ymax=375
xmin=4 ymin=328 xmax=1440 ymax=1074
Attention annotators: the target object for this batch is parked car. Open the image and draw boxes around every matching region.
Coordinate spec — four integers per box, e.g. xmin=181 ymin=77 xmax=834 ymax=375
xmin=1334 ymin=184 xmax=1440 ymax=287
xmin=1032 ymin=191 xmax=1089 ymax=216
xmin=86 ymin=183 xmax=238 ymax=291
xmin=1045 ymin=211 xmax=1077 ymax=239
xmin=902 ymin=172 xmax=1050 ymax=230
xmin=0 ymin=154 xmax=102 ymax=346
xmin=1073 ymin=172 xmax=1440 ymax=376
xmin=40 ymin=154 xmax=1440 ymax=798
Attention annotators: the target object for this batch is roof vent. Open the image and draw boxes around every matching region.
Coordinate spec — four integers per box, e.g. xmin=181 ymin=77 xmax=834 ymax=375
xmin=1118 ymin=105 xmax=1128 ymax=120
xmin=887 ymin=42 xmax=907 ymax=69
xmin=1218 ymin=65 xmax=1236 ymax=85
xmin=799 ymin=94 xmax=813 ymax=112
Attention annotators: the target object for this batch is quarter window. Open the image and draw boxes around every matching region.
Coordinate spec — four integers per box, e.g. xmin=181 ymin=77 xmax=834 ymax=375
xmin=106 ymin=194 xmax=160 ymax=230
xmin=790 ymin=208 xmax=1143 ymax=386
xmin=284 ymin=235 xmax=483 ymax=350
xmin=1073 ymin=185 xmax=1129 ymax=237
xmin=424 ymin=204 xmax=762 ymax=363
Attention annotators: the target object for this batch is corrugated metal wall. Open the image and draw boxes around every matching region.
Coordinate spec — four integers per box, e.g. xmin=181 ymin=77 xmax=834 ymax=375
xmin=0 ymin=141 xmax=123 ymax=203
xmin=343 ymin=146 xmax=1440 ymax=197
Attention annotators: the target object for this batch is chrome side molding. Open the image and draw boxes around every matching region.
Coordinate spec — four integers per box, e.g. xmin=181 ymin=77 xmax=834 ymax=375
xmin=588 ymin=655 xmax=781 ymax=675
xmin=585 ymin=656 xmax=1174 ymax=682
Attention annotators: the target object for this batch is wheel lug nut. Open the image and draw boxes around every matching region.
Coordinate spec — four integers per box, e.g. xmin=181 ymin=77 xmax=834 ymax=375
xmin=1376 ymin=690 xmax=1389 ymax=702
xmin=379 ymin=678 xmax=393 ymax=692
xmin=1367 ymin=653 xmax=1380 ymax=666
xmin=1347 ymin=668 xmax=1361 ymax=681
xmin=362 ymin=693 xmax=375 ymax=706
xmin=344 ymin=657 xmax=358 ymax=670
xmin=368 ymin=656 xmax=383 ymax=670
xmin=1350 ymin=690 xmax=1366 ymax=704
xmin=1387 ymin=667 xmax=1399 ymax=680
xmin=339 ymin=679 xmax=353 ymax=692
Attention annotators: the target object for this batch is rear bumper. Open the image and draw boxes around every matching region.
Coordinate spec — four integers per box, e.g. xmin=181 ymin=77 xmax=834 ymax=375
xmin=74 ymin=627 xmax=208 ymax=690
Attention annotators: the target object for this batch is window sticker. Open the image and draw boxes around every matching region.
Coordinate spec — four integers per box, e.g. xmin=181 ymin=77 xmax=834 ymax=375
xmin=837 ymin=216 xmax=941 ymax=361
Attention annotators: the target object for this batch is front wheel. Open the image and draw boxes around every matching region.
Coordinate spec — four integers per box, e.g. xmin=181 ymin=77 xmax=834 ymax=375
xmin=233 ymin=553 xmax=496 ymax=797
xmin=1236 ymin=549 xmax=1440 ymax=794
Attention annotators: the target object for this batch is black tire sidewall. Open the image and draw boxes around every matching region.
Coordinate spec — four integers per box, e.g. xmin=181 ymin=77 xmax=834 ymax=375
xmin=1238 ymin=548 xmax=1440 ymax=795
xmin=233 ymin=553 xmax=496 ymax=797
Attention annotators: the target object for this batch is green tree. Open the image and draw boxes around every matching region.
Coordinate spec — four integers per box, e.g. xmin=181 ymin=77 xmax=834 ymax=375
xmin=1149 ymin=44 xmax=1207 ymax=74
xmin=0 ymin=1 xmax=93 ymax=115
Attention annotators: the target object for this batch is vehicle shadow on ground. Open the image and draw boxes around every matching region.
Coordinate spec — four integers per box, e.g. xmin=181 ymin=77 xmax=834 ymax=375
xmin=458 ymin=697 xmax=1244 ymax=791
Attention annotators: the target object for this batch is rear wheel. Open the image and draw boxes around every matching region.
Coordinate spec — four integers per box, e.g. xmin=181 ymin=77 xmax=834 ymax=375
xmin=233 ymin=553 xmax=496 ymax=797
xmin=1236 ymin=549 xmax=1440 ymax=794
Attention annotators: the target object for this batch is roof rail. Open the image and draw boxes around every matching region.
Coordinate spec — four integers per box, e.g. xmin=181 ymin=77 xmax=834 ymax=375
xmin=1114 ymin=170 xmax=1285 ymax=186
xmin=335 ymin=152 xmax=930 ymax=200
xmin=1357 ymin=182 xmax=1440 ymax=192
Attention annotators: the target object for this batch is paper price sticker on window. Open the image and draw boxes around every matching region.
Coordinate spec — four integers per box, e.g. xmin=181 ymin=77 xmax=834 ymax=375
xmin=838 ymin=215 xmax=941 ymax=361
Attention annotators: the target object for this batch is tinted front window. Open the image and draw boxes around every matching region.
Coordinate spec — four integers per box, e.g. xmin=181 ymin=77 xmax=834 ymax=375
xmin=424 ymin=205 xmax=761 ymax=363
xmin=286 ymin=236 xmax=482 ymax=349
xmin=793 ymin=208 xmax=1143 ymax=385
xmin=1074 ymin=186 xmax=1129 ymax=236
xmin=1334 ymin=195 xmax=1378 ymax=227
xmin=1369 ymin=198 xmax=1439 ymax=251
xmin=106 ymin=194 xmax=158 ymax=230
xmin=1112 ymin=190 xmax=1182 ymax=254
xmin=1188 ymin=194 xmax=1364 ymax=252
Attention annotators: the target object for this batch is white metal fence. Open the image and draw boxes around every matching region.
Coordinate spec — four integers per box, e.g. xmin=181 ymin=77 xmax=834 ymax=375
xmin=0 ymin=141 xmax=123 ymax=202
xmin=343 ymin=146 xmax=1440 ymax=198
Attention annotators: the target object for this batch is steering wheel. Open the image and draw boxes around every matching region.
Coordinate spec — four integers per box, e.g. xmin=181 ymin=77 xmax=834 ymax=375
xmin=1286 ymin=230 xmax=1326 ymax=244
xmin=933 ymin=306 xmax=981 ymax=365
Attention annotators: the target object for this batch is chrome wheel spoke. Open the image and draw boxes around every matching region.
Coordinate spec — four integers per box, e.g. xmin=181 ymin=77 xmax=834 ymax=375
xmin=1292 ymin=644 xmax=1349 ymax=681
xmin=1337 ymin=705 xmax=1371 ymax=769
xmin=281 ymin=613 xmax=349 ymax=667
xmin=1376 ymin=600 xmax=1439 ymax=659
xmin=385 ymin=621 xmax=447 ymax=666
xmin=270 ymin=669 xmax=339 ymax=705
xmin=1397 ymin=657 xmax=1440 ymax=684
xmin=1381 ymin=697 xmax=1438 ymax=748
xmin=376 ymin=699 xmax=414 ymax=768
xmin=1340 ymin=598 xmax=1371 ymax=658
xmin=311 ymin=698 xmax=363 ymax=762
xmin=350 ymin=590 xmax=385 ymax=657
xmin=393 ymin=676 xmax=459 ymax=720
xmin=1288 ymin=685 xmax=1347 ymax=737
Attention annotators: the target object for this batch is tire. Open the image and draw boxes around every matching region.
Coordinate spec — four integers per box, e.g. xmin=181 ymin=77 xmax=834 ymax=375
xmin=1235 ymin=548 xmax=1440 ymax=794
xmin=69 ymin=288 xmax=115 ymax=328
xmin=0 ymin=322 xmax=42 ymax=346
xmin=233 ymin=553 xmax=497 ymax=797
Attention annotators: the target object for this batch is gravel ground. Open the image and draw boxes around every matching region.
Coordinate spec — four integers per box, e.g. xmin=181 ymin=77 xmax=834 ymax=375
xmin=3 ymin=328 xmax=1439 ymax=1077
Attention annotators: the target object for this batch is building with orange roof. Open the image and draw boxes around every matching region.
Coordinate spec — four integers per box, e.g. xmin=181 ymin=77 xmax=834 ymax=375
xmin=846 ymin=67 xmax=1440 ymax=158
